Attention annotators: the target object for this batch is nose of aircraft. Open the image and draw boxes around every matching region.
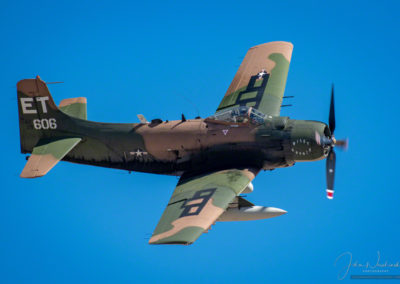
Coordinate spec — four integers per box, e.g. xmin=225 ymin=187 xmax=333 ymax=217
xmin=290 ymin=120 xmax=328 ymax=161
xmin=314 ymin=130 xmax=333 ymax=155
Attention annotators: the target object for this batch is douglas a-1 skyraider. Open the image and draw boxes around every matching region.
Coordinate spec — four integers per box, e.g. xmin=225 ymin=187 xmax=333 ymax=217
xmin=17 ymin=41 xmax=347 ymax=245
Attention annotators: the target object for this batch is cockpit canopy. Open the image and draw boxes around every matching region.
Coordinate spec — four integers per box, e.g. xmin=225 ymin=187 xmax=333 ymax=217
xmin=207 ymin=106 xmax=266 ymax=125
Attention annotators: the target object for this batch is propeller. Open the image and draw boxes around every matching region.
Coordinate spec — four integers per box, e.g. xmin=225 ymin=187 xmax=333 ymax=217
xmin=324 ymin=85 xmax=348 ymax=199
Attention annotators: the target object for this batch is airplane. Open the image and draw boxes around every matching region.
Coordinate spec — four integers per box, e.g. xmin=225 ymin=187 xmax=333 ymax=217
xmin=17 ymin=41 xmax=347 ymax=245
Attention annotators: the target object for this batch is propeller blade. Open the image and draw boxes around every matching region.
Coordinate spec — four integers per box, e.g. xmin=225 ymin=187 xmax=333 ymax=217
xmin=329 ymin=84 xmax=336 ymax=135
xmin=326 ymin=149 xmax=336 ymax=199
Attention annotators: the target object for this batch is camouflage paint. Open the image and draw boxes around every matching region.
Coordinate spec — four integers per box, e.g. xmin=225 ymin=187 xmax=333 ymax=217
xmin=217 ymin=42 xmax=293 ymax=116
xmin=16 ymin=42 xmax=333 ymax=245
xmin=149 ymin=169 xmax=257 ymax=244
xmin=59 ymin=97 xmax=87 ymax=120
xmin=21 ymin=137 xmax=82 ymax=178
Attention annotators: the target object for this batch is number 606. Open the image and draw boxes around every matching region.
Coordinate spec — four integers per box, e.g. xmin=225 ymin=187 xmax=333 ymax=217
xmin=33 ymin=118 xmax=57 ymax=130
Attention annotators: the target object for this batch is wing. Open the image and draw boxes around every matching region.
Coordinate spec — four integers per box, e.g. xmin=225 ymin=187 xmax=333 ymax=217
xmin=217 ymin=41 xmax=293 ymax=116
xmin=20 ymin=137 xmax=82 ymax=178
xmin=149 ymin=168 xmax=259 ymax=245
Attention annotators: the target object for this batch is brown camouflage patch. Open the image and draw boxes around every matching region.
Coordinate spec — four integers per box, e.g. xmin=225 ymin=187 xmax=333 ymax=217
xmin=224 ymin=41 xmax=293 ymax=98
xmin=20 ymin=153 xmax=59 ymax=178
xmin=59 ymin=97 xmax=87 ymax=107
xmin=17 ymin=76 xmax=58 ymax=110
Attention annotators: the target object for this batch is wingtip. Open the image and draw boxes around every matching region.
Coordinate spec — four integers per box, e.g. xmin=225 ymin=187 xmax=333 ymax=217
xmin=250 ymin=41 xmax=293 ymax=50
xmin=326 ymin=189 xmax=334 ymax=199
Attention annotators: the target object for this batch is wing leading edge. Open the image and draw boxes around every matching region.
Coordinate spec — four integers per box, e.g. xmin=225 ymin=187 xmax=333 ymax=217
xmin=149 ymin=168 xmax=259 ymax=245
xmin=217 ymin=41 xmax=293 ymax=116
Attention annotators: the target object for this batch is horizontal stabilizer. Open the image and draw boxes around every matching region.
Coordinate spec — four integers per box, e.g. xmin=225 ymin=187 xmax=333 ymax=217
xmin=59 ymin=97 xmax=87 ymax=120
xmin=20 ymin=137 xmax=81 ymax=178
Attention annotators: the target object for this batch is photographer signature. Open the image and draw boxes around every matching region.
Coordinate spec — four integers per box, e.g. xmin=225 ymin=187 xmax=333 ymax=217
xmin=335 ymin=251 xmax=400 ymax=280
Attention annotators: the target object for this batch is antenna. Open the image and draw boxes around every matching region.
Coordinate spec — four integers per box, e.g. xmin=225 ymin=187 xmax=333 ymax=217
xmin=177 ymin=94 xmax=200 ymax=118
xmin=46 ymin=81 xmax=64 ymax=85
xmin=282 ymin=95 xmax=294 ymax=107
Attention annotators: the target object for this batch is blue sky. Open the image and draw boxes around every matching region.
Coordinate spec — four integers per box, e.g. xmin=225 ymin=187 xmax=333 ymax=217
xmin=1 ymin=0 xmax=400 ymax=283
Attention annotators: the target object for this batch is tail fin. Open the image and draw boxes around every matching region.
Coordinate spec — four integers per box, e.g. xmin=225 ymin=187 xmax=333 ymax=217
xmin=17 ymin=76 xmax=88 ymax=152
xmin=17 ymin=76 xmax=66 ymax=153
xmin=17 ymin=76 xmax=86 ymax=178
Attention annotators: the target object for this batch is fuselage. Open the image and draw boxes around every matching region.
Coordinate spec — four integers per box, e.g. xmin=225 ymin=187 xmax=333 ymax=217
xmin=44 ymin=115 xmax=330 ymax=176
